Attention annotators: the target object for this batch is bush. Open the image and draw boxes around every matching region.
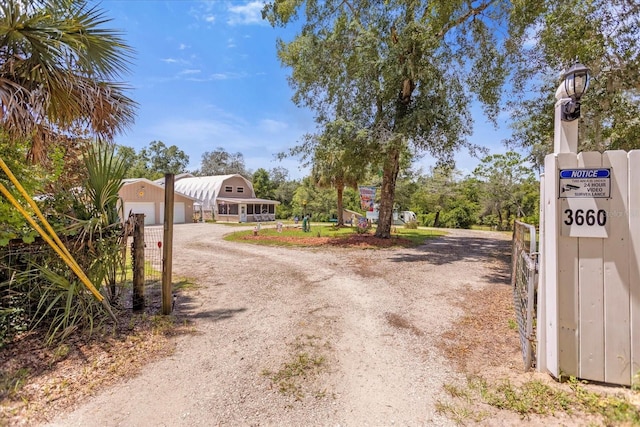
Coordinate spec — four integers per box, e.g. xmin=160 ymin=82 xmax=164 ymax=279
xmin=418 ymin=213 xmax=436 ymax=227
xmin=441 ymin=205 xmax=477 ymax=229
xmin=404 ymin=220 xmax=418 ymax=229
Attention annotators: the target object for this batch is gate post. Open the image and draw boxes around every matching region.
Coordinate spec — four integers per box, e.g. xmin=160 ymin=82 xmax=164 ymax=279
xmin=539 ymin=63 xmax=638 ymax=386
xmin=162 ymin=173 xmax=174 ymax=315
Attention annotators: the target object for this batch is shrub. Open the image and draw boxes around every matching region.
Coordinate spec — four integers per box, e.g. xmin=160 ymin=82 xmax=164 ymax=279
xmin=404 ymin=220 xmax=418 ymax=229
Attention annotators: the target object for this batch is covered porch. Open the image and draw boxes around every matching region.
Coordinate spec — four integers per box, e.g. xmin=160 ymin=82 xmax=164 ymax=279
xmin=216 ymin=197 xmax=279 ymax=222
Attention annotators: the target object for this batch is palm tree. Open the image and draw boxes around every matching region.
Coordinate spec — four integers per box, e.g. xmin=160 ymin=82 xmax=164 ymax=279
xmin=311 ymin=119 xmax=371 ymax=227
xmin=0 ymin=0 xmax=136 ymax=163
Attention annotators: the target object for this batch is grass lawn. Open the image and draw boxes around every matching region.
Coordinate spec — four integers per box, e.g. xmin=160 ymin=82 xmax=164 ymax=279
xmin=223 ymin=224 xmax=446 ymax=248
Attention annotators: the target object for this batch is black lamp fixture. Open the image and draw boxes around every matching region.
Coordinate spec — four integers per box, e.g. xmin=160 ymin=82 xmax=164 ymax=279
xmin=561 ymin=61 xmax=590 ymax=122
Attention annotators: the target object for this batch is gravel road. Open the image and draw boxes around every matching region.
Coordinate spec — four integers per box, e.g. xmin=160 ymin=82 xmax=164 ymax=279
xmin=46 ymin=223 xmax=513 ymax=427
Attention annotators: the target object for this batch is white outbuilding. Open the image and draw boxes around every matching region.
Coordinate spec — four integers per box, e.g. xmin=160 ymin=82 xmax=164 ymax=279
xmin=156 ymin=174 xmax=279 ymax=222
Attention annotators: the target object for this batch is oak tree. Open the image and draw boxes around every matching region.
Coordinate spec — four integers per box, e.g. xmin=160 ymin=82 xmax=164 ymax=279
xmin=264 ymin=0 xmax=510 ymax=237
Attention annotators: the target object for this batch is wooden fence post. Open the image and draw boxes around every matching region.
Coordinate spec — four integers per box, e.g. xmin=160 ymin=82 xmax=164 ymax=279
xmin=132 ymin=213 xmax=145 ymax=311
xmin=162 ymin=173 xmax=174 ymax=315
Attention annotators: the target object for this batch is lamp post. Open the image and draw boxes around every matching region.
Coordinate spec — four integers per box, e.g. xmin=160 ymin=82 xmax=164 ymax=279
xmin=539 ymin=60 xmax=591 ymax=377
xmin=554 ymin=61 xmax=590 ymax=153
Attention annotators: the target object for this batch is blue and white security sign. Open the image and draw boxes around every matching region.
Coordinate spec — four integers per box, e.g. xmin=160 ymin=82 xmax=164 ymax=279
xmin=559 ymin=168 xmax=611 ymax=198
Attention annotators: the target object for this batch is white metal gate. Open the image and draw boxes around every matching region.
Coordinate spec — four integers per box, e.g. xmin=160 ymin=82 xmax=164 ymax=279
xmin=512 ymin=221 xmax=538 ymax=370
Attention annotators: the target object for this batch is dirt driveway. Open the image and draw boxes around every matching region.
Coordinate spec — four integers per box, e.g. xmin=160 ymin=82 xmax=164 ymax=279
xmin=46 ymin=223 xmax=517 ymax=426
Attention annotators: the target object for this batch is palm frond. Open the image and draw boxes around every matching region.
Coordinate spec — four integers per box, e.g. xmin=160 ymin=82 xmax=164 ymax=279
xmin=0 ymin=0 xmax=137 ymax=163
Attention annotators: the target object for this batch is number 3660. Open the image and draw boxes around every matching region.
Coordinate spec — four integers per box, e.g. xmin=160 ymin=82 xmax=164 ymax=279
xmin=563 ymin=209 xmax=607 ymax=226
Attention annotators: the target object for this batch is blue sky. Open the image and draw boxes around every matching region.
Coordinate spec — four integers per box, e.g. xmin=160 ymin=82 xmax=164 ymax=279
xmin=100 ymin=0 xmax=511 ymax=180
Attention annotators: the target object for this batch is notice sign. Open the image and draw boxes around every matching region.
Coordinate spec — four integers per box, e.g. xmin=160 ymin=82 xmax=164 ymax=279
xmin=559 ymin=168 xmax=611 ymax=198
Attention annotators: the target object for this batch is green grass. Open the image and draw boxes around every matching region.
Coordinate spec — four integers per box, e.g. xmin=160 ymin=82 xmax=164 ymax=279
xmin=394 ymin=227 xmax=446 ymax=245
xmin=438 ymin=374 xmax=640 ymax=426
xmin=119 ymin=251 xmax=162 ymax=283
xmin=223 ymin=224 xmax=445 ymax=247
xmin=173 ymin=278 xmax=200 ymax=291
xmin=262 ymin=335 xmax=329 ymax=400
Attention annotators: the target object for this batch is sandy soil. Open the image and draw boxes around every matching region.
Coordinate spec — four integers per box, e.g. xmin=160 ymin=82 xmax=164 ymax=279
xmin=31 ymin=223 xmax=593 ymax=426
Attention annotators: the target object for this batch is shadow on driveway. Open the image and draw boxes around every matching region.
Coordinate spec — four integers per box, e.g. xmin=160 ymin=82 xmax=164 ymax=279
xmin=389 ymin=234 xmax=513 ymax=285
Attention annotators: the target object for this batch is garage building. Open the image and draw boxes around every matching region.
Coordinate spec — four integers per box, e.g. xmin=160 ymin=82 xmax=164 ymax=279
xmin=119 ymin=178 xmax=197 ymax=225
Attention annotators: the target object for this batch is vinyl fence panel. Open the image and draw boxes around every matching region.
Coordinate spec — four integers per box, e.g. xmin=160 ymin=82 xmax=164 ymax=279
xmin=540 ymin=150 xmax=640 ymax=386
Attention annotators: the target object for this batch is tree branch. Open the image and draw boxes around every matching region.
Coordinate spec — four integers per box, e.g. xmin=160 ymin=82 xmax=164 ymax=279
xmin=430 ymin=0 xmax=496 ymax=39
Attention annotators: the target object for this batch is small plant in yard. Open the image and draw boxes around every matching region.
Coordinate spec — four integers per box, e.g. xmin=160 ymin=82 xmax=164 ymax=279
xmin=435 ymin=400 xmax=488 ymax=424
xmin=150 ymin=315 xmax=179 ymax=335
xmin=173 ymin=278 xmax=200 ymax=291
xmin=0 ymin=368 xmax=30 ymax=400
xmin=262 ymin=335 xmax=329 ymax=401
xmin=50 ymin=344 xmax=70 ymax=366
xmin=403 ymin=220 xmax=418 ymax=229
xmin=356 ymin=222 xmax=370 ymax=234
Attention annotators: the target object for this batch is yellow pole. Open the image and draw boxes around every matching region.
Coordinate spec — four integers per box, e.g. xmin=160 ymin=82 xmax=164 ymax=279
xmin=0 ymin=162 xmax=117 ymax=322
xmin=0 ymin=158 xmax=79 ymax=269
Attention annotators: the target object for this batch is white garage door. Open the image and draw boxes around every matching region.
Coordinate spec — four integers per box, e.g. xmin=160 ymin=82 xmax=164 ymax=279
xmin=124 ymin=202 xmax=156 ymax=225
xmin=160 ymin=202 xmax=185 ymax=224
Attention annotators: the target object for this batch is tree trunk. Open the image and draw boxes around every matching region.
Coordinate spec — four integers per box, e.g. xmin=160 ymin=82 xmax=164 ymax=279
xmin=433 ymin=211 xmax=441 ymax=228
xmin=336 ymin=179 xmax=345 ymax=227
xmin=374 ymin=142 xmax=401 ymax=238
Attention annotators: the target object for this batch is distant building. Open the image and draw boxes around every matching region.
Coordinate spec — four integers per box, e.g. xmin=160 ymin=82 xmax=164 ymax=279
xmin=154 ymin=174 xmax=279 ymax=223
xmin=118 ymin=178 xmax=197 ymax=225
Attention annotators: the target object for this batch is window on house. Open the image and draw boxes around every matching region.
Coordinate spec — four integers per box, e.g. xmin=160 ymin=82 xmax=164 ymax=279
xmin=229 ymin=204 xmax=238 ymax=215
xmin=247 ymin=204 xmax=254 ymax=214
xmin=225 ymin=186 xmax=232 ymax=192
xmin=237 ymin=187 xmax=244 ymax=193
xmin=268 ymin=204 xmax=275 ymax=214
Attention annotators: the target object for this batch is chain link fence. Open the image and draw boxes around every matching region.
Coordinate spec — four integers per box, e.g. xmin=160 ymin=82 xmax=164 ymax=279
xmin=511 ymin=220 xmax=538 ymax=371
xmin=126 ymin=225 xmax=163 ymax=283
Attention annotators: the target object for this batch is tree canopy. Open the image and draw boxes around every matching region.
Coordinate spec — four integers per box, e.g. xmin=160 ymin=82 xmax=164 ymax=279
xmin=196 ymin=148 xmax=249 ymax=177
xmin=506 ymin=0 xmax=640 ymax=168
xmin=119 ymin=141 xmax=189 ymax=180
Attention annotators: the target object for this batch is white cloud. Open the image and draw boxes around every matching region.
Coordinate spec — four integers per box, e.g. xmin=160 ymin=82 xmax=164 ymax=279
xmin=180 ymin=69 xmax=201 ymax=75
xmin=210 ymin=73 xmax=230 ymax=80
xmin=227 ymin=1 xmax=267 ymax=26
xmin=188 ymin=2 xmax=218 ymax=27
xmin=186 ymin=73 xmax=233 ymax=81
xmin=127 ymin=107 xmax=312 ymax=179
xmin=259 ymin=119 xmax=288 ymax=133
xmin=161 ymin=57 xmax=191 ymax=66
xmin=178 ymin=43 xmax=189 ymax=50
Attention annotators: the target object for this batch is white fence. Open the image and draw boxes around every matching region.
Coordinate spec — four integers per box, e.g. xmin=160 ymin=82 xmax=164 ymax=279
xmin=539 ymin=150 xmax=640 ymax=386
